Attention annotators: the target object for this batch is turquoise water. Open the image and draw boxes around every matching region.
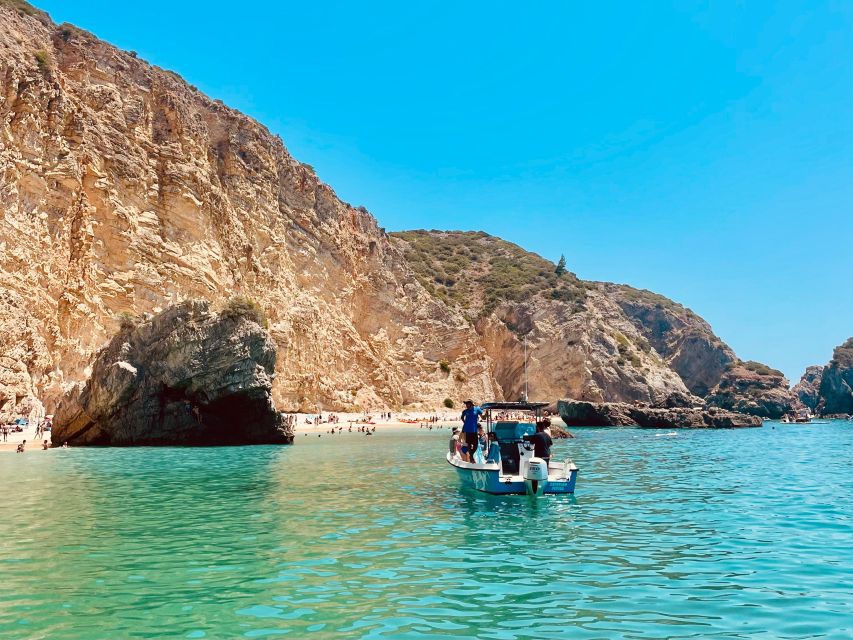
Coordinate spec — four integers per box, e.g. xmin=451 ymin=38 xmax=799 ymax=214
xmin=1 ymin=422 xmax=852 ymax=639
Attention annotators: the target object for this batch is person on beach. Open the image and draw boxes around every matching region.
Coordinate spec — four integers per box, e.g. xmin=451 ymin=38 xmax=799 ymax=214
xmin=16 ymin=439 xmax=26 ymax=453
xmin=2 ymin=425 xmax=7 ymax=442
xmin=449 ymin=426 xmax=460 ymax=457
xmin=486 ymin=431 xmax=501 ymax=464
xmin=460 ymin=400 xmax=482 ymax=463
xmin=523 ymin=420 xmax=553 ymax=464
xmin=42 ymin=440 xmax=49 ymax=450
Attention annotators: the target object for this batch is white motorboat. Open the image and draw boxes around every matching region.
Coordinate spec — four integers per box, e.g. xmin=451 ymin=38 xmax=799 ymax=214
xmin=447 ymin=401 xmax=579 ymax=495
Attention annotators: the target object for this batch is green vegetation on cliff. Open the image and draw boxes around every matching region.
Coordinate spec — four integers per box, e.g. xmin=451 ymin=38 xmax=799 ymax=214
xmin=391 ymin=230 xmax=587 ymax=315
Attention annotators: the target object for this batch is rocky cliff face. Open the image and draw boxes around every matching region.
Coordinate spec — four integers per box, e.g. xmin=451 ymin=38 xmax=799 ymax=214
xmin=603 ymin=285 xmax=737 ymax=397
xmin=815 ymin=338 xmax=853 ymax=416
xmin=53 ymin=301 xmax=293 ymax=445
xmin=705 ymin=361 xmax=798 ymax=419
xmin=392 ymin=231 xmax=799 ymax=415
xmin=0 ymin=3 xmax=797 ymax=417
xmin=792 ymin=365 xmax=824 ymax=411
xmin=557 ymin=399 xmax=762 ymax=429
xmin=0 ymin=3 xmax=499 ymax=414
xmin=393 ymin=231 xmax=698 ymax=406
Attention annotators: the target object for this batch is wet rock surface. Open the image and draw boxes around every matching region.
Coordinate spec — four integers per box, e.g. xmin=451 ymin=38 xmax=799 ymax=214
xmin=557 ymin=399 xmax=762 ymax=429
xmin=53 ymin=301 xmax=293 ymax=446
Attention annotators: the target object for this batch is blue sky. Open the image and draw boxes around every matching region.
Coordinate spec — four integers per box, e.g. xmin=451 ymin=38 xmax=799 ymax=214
xmin=38 ymin=1 xmax=852 ymax=382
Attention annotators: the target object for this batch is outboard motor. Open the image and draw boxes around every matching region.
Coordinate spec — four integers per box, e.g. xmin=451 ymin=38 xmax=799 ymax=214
xmin=524 ymin=457 xmax=548 ymax=496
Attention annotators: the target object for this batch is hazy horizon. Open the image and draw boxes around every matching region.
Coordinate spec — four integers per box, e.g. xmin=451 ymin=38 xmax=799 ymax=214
xmin=36 ymin=0 xmax=853 ymax=381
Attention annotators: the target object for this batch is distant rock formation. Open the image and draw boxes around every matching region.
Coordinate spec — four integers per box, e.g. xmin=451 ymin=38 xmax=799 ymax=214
xmin=792 ymin=366 xmax=824 ymax=411
xmin=815 ymin=338 xmax=853 ymax=417
xmin=392 ymin=231 xmax=703 ymax=406
xmin=557 ymin=399 xmax=762 ymax=429
xmin=604 ymin=285 xmax=738 ymax=397
xmin=393 ymin=231 xmax=791 ymax=415
xmin=53 ymin=301 xmax=293 ymax=445
xmin=705 ymin=361 xmax=799 ymax=419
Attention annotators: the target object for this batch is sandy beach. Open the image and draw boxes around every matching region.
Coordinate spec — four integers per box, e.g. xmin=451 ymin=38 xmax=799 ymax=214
xmin=288 ymin=411 xmax=458 ymax=435
xmin=0 ymin=410 xmax=463 ymax=450
xmin=0 ymin=422 xmax=53 ymax=452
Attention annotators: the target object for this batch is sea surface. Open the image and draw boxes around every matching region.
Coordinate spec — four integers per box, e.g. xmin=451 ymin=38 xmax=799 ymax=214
xmin=1 ymin=421 xmax=852 ymax=639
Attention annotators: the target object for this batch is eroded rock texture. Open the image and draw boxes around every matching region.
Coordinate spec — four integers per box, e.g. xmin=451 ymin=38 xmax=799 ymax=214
xmin=557 ymin=399 xmax=762 ymax=429
xmin=0 ymin=4 xmax=498 ymax=413
xmin=705 ymin=362 xmax=798 ymax=419
xmin=792 ymin=365 xmax=824 ymax=411
xmin=52 ymin=301 xmax=292 ymax=445
xmin=816 ymin=338 xmax=853 ymax=417
xmin=0 ymin=4 xmax=798 ymax=417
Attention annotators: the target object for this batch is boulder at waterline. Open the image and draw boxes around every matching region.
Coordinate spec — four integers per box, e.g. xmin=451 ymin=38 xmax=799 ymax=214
xmin=705 ymin=361 xmax=799 ymax=419
xmin=557 ymin=399 xmax=762 ymax=429
xmin=53 ymin=301 xmax=294 ymax=446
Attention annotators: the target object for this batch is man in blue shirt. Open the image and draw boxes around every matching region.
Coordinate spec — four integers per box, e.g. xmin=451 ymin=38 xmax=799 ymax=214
xmin=460 ymin=400 xmax=482 ymax=463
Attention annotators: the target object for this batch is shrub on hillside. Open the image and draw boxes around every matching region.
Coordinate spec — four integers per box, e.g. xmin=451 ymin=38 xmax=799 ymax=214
xmin=443 ymin=398 xmax=454 ymax=409
xmin=221 ymin=297 xmax=267 ymax=328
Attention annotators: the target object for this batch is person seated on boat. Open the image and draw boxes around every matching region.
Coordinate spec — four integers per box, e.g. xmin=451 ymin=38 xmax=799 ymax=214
xmin=449 ymin=427 xmax=460 ymax=457
xmin=477 ymin=425 xmax=487 ymax=453
xmin=460 ymin=400 xmax=482 ymax=463
xmin=523 ymin=420 xmax=553 ymax=464
xmin=485 ymin=431 xmax=501 ymax=465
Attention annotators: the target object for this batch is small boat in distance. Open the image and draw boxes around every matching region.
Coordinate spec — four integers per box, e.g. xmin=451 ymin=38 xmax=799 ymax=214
xmin=447 ymin=401 xmax=579 ymax=496
xmin=781 ymin=412 xmax=812 ymax=424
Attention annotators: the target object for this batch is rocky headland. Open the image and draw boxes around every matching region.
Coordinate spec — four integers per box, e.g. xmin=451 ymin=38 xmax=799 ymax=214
xmin=814 ymin=338 xmax=853 ymax=417
xmin=53 ymin=301 xmax=292 ymax=445
xmin=792 ymin=366 xmax=824 ymax=412
xmin=705 ymin=361 xmax=799 ymax=419
xmin=557 ymin=399 xmax=762 ymax=429
xmin=0 ymin=2 xmax=800 ymax=420
xmin=393 ymin=231 xmax=796 ymax=416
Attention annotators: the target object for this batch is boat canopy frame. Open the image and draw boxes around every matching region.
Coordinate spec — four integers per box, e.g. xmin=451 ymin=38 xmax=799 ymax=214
xmin=481 ymin=401 xmax=548 ymax=435
xmin=480 ymin=401 xmax=548 ymax=412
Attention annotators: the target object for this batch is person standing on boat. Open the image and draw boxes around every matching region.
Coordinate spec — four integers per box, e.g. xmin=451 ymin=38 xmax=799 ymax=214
xmin=460 ymin=400 xmax=482 ymax=463
xmin=523 ymin=420 xmax=553 ymax=464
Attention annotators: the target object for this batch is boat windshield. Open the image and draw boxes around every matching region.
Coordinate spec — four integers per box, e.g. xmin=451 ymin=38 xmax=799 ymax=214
xmin=482 ymin=402 xmax=547 ymax=442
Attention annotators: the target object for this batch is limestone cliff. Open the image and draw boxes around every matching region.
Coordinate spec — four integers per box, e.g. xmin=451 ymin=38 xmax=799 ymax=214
xmin=0 ymin=3 xmax=499 ymax=414
xmin=0 ymin=2 xmax=797 ymax=417
xmin=391 ymin=231 xmax=696 ymax=406
xmin=705 ymin=361 xmax=798 ymax=419
xmin=602 ymin=285 xmax=736 ymax=397
xmin=815 ymin=338 xmax=853 ymax=416
xmin=392 ymin=231 xmax=799 ymax=415
xmin=792 ymin=365 xmax=824 ymax=411
xmin=53 ymin=300 xmax=293 ymax=445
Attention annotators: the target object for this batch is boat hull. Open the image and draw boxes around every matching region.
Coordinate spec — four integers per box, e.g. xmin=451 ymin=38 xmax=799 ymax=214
xmin=447 ymin=454 xmax=578 ymax=495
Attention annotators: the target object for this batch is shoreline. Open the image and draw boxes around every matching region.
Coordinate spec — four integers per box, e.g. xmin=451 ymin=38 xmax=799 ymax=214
xmin=288 ymin=411 xmax=457 ymax=435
